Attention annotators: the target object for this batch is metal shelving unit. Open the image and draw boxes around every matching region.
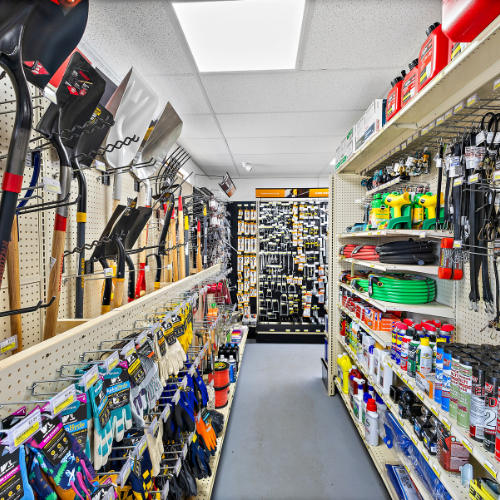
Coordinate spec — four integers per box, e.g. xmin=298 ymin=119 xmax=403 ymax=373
xmin=338 ymin=257 xmax=439 ymax=275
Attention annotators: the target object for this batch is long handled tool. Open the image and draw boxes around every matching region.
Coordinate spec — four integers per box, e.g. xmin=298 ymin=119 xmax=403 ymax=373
xmin=171 ymin=210 xmax=179 ymax=282
xmin=178 ymin=196 xmax=186 ymax=280
xmin=105 ymin=67 xmax=158 ymax=211
xmin=196 ymin=221 xmax=202 ymax=272
xmin=42 ymin=54 xmax=105 ymax=340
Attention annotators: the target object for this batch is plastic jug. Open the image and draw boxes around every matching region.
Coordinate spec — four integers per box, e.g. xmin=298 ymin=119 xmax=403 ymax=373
xmin=418 ymin=23 xmax=450 ymax=92
xmin=402 ymin=58 xmax=419 ymax=108
xmin=386 ymin=72 xmax=405 ymax=122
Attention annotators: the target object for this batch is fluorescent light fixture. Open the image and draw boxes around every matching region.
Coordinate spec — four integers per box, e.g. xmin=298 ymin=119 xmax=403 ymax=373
xmin=242 ymin=162 xmax=252 ymax=172
xmin=173 ymin=0 xmax=306 ymax=72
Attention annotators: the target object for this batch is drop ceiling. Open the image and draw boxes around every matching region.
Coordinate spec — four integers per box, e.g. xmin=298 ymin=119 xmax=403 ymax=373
xmin=81 ymin=0 xmax=442 ymax=179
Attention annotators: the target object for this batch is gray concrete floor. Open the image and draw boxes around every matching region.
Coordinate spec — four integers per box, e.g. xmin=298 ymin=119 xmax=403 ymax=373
xmin=211 ymin=343 xmax=391 ymax=500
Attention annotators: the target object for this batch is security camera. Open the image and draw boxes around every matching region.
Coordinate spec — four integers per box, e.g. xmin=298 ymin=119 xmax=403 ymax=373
xmin=242 ymin=162 xmax=252 ymax=172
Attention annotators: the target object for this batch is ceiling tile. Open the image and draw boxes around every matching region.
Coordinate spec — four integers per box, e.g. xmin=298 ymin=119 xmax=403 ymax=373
xmin=232 ymin=153 xmax=333 ymax=167
xmin=190 ymin=154 xmax=235 ymax=169
xmin=302 ymin=0 xmax=442 ymax=71
xmin=147 ymin=75 xmax=211 ymax=115
xmin=178 ymin=115 xmax=223 ymax=139
xmin=217 ymin=111 xmax=357 ymax=137
xmin=227 ymin=136 xmax=341 ymax=155
xmin=239 ymin=165 xmax=326 ymax=178
xmin=82 ymin=0 xmax=192 ymax=79
xmin=178 ymin=138 xmax=230 ymax=156
xmin=200 ymin=69 xmax=394 ymax=113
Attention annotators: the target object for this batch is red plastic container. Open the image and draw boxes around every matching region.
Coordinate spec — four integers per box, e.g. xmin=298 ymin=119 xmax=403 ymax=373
xmin=418 ymin=23 xmax=450 ymax=92
xmin=442 ymin=0 xmax=500 ymax=42
xmin=401 ymin=59 xmax=419 ymax=108
xmin=386 ymin=72 xmax=405 ymax=122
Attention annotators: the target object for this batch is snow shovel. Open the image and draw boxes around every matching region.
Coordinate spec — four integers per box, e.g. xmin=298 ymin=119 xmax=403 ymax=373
xmin=105 ymin=67 xmax=158 ymax=211
xmin=41 ymin=53 xmax=106 ymax=340
xmin=132 ymin=102 xmax=182 ymax=298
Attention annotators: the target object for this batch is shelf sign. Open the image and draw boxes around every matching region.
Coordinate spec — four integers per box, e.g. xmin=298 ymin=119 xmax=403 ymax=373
xmin=0 ymin=335 xmax=17 ymax=354
xmin=467 ymin=94 xmax=478 ymax=107
xmin=494 ymin=78 xmax=500 ymax=91
xmin=484 ymin=458 xmax=499 ymax=478
xmin=255 ymin=188 xmax=328 ymax=198
xmin=461 ymin=437 xmax=473 ymax=453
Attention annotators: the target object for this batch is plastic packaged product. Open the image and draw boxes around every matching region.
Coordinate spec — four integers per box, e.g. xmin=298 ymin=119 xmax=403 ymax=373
xmin=362 ymin=334 xmax=375 ymax=368
xmin=362 ymin=392 xmax=371 ymax=425
xmin=373 ymin=343 xmax=388 ymax=381
xmin=401 ymin=58 xmax=419 ymax=108
xmin=437 ymin=422 xmax=470 ymax=474
xmin=386 ymin=73 xmax=405 ymax=122
xmin=470 ymin=364 xmax=488 ymax=442
xmin=400 ymin=332 xmax=411 ymax=372
xmin=434 ymin=338 xmax=446 ymax=404
xmin=349 ymin=366 xmax=362 ymax=404
xmin=368 ymin=385 xmax=375 ymax=399
xmin=441 ymin=346 xmax=456 ymax=412
xmin=375 ymin=393 xmax=387 ymax=428
xmin=407 ymin=333 xmax=421 ymax=379
xmin=484 ymin=371 xmax=500 ymax=453
xmin=365 ymin=399 xmax=379 ymax=446
xmin=417 ymin=337 xmax=433 ymax=375
xmin=380 ymin=354 xmax=393 ymax=394
xmin=457 ymin=357 xmax=478 ymax=430
xmin=353 ymin=381 xmax=365 ymax=423
xmin=449 ymin=350 xmax=464 ymax=419
xmin=228 ymin=355 xmax=236 ymax=383
xmin=428 ymin=334 xmax=437 ymax=372
xmin=418 ymin=22 xmax=450 ymax=92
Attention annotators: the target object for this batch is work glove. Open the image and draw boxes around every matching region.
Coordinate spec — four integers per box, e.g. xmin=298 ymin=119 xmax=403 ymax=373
xmin=207 ymin=409 xmax=224 ymax=437
xmin=189 ymin=436 xmax=211 ymax=479
xmin=3 ymin=445 xmax=35 ymax=500
xmin=28 ymin=430 xmax=96 ymax=500
xmin=152 ymin=325 xmax=169 ymax=386
xmin=196 ymin=418 xmax=216 ymax=452
xmin=165 ymin=337 xmax=186 ymax=376
xmin=144 ymin=418 xmax=164 ymax=477
xmin=177 ymin=461 xmax=197 ymax=497
xmin=192 ymin=369 xmax=209 ymax=408
xmin=102 ymin=361 xmax=132 ymax=442
xmin=172 ymin=392 xmax=195 ymax=441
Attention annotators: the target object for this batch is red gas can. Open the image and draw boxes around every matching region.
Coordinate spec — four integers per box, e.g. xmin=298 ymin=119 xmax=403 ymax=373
xmin=401 ymin=59 xmax=419 ymax=109
xmin=442 ymin=0 xmax=500 ymax=42
xmin=386 ymin=72 xmax=405 ymax=122
xmin=418 ymin=23 xmax=450 ymax=92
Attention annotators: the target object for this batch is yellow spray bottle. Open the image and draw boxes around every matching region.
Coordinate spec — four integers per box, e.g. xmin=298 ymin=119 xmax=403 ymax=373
xmin=339 ymin=353 xmax=353 ymax=394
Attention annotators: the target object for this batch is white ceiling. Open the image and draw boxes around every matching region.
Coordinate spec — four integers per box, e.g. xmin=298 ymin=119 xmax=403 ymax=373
xmin=81 ymin=0 xmax=442 ymax=180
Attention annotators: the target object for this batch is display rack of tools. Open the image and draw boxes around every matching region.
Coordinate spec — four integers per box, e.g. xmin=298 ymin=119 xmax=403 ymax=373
xmin=236 ymin=203 xmax=257 ymax=323
xmin=258 ymin=200 xmax=328 ymax=342
xmin=328 ymin=14 xmax=500 ymax=500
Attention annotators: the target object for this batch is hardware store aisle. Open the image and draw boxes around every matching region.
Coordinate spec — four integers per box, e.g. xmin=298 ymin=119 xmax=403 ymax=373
xmin=212 ymin=344 xmax=390 ymax=500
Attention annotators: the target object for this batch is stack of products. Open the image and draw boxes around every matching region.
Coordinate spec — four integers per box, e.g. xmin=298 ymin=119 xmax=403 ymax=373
xmin=340 ymin=245 xmax=379 ymax=261
xmin=259 ymin=201 xmax=328 ymax=326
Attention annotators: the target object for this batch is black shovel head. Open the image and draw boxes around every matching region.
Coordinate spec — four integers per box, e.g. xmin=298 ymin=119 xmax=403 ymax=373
xmin=75 ymin=105 xmax=114 ymax=167
xmin=23 ymin=0 xmax=89 ymax=90
xmin=37 ymin=52 xmax=105 ymax=141
xmin=123 ymin=207 xmax=152 ymax=251
xmin=91 ymin=204 xmax=128 ymax=261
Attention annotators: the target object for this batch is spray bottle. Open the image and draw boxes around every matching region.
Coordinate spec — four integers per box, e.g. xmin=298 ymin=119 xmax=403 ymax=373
xmin=365 ymin=399 xmax=379 ymax=446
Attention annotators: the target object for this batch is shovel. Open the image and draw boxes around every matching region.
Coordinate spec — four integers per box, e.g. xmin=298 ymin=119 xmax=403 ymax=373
xmin=105 ymin=67 xmax=158 ymax=211
xmin=40 ymin=53 xmax=106 ymax=340
xmin=132 ymin=102 xmax=182 ymax=298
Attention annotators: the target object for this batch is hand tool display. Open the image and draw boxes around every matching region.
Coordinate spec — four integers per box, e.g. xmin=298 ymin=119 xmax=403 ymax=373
xmin=258 ymin=201 xmax=328 ymax=329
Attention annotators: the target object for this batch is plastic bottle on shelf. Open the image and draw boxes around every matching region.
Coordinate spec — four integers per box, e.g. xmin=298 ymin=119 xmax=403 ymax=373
xmin=362 ymin=392 xmax=371 ymax=424
xmin=228 ymin=355 xmax=236 ymax=383
xmin=400 ymin=331 xmax=412 ymax=372
xmin=368 ymin=345 xmax=376 ymax=376
xmin=418 ymin=22 xmax=450 ymax=92
xmin=373 ymin=343 xmax=388 ymax=382
xmin=386 ymin=72 xmax=405 ymax=122
xmin=417 ymin=337 xmax=433 ymax=374
xmin=380 ymin=354 xmax=393 ymax=394
xmin=434 ymin=338 xmax=446 ymax=404
xmin=365 ymin=399 xmax=379 ymax=446
xmin=375 ymin=393 xmax=387 ymax=424
xmin=401 ymin=58 xmax=419 ymax=108
xmin=353 ymin=381 xmax=365 ymax=423
xmin=349 ymin=366 xmax=362 ymax=404
xmin=363 ymin=334 xmax=376 ymax=369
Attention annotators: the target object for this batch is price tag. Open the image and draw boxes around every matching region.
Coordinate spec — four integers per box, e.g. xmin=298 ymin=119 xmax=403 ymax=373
xmin=484 ymin=458 xmax=499 ymax=478
xmin=3 ymin=408 xmax=41 ymax=452
xmin=467 ymin=94 xmax=478 ymax=107
xmin=0 ymin=335 xmax=17 ymax=354
xmin=453 ymin=177 xmax=463 ymax=186
xmin=181 ymin=376 xmax=187 ymax=389
xmin=145 ymin=265 xmax=150 ymax=272
xmin=419 ymin=232 xmax=426 ymax=239
xmin=386 ymin=361 xmax=392 ymax=369
xmin=397 ymin=417 xmax=405 ymax=427
xmin=182 ymin=443 xmax=188 ymax=459
xmin=189 ymin=364 xmax=196 ymax=376
xmin=416 ymin=391 xmax=424 ymax=402
xmin=118 ymin=458 xmax=131 ymax=487
xmin=430 ymin=405 xmax=439 ymax=417
xmin=468 ymin=173 xmax=479 ymax=184
xmin=494 ymin=77 xmax=500 ymax=91
xmin=161 ymin=404 xmax=171 ymax=422
xmin=93 ymin=160 xmax=106 ymax=172
xmin=103 ymin=268 xmax=113 ymax=278
xmin=105 ymin=351 xmax=120 ymax=373
xmin=421 ymin=450 xmax=429 ymax=462
xmin=445 ymin=108 xmax=454 ymax=120
xmin=161 ymin=481 xmax=169 ymax=500
xmin=431 ymin=464 xmax=441 ymax=478
xmin=404 ymin=464 xmax=410 ymax=474
xmin=42 ymin=177 xmax=62 ymax=194
xmin=174 ymin=458 xmax=181 ymax=477
xmin=48 ymin=384 xmax=76 ymax=417
xmin=172 ymin=390 xmax=180 ymax=404
xmin=442 ymin=416 xmax=451 ymax=431
xmin=79 ymin=365 xmax=99 ymax=391
xmin=411 ymin=435 xmax=418 ymax=446
xmin=454 ymin=101 xmax=464 ymax=113
xmin=462 ymin=437 xmax=473 ymax=453
xmin=436 ymin=115 xmax=445 ymax=126
xmin=453 ymin=240 xmax=462 ymax=249
xmin=133 ymin=436 xmax=147 ymax=457
xmin=148 ymin=417 xmax=159 ymax=438
xmin=494 ymin=170 xmax=500 ymax=181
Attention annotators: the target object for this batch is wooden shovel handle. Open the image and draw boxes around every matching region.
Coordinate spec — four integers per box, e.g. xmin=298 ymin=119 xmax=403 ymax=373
xmin=113 ymin=278 xmax=125 ymax=309
xmin=43 ymin=229 xmax=66 ymax=340
xmin=178 ymin=209 xmax=186 ymax=280
xmin=196 ymin=233 xmax=202 ymax=272
xmin=7 ymin=215 xmax=22 ymax=352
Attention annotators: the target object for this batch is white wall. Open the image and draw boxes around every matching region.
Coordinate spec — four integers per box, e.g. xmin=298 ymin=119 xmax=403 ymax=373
xmin=194 ymin=175 xmax=329 ymax=201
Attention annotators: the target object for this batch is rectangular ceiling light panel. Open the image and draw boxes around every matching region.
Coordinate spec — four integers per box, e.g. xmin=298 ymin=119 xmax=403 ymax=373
xmin=173 ymin=0 xmax=306 ymax=72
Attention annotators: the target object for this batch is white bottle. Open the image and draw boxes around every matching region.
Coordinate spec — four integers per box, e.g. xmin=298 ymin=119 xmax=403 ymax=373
xmin=363 ymin=335 xmax=376 ymax=368
xmin=417 ymin=337 xmax=433 ymax=374
xmin=352 ymin=381 xmax=364 ymax=423
xmin=365 ymin=398 xmax=379 ymax=446
xmin=368 ymin=345 xmax=376 ymax=376
xmin=380 ymin=354 xmax=393 ymax=394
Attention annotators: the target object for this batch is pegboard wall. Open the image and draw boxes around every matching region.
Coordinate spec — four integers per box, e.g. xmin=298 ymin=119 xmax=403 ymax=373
xmin=0 ymin=74 xmax=195 ymax=358
xmin=0 ymin=264 xmax=221 ymax=417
